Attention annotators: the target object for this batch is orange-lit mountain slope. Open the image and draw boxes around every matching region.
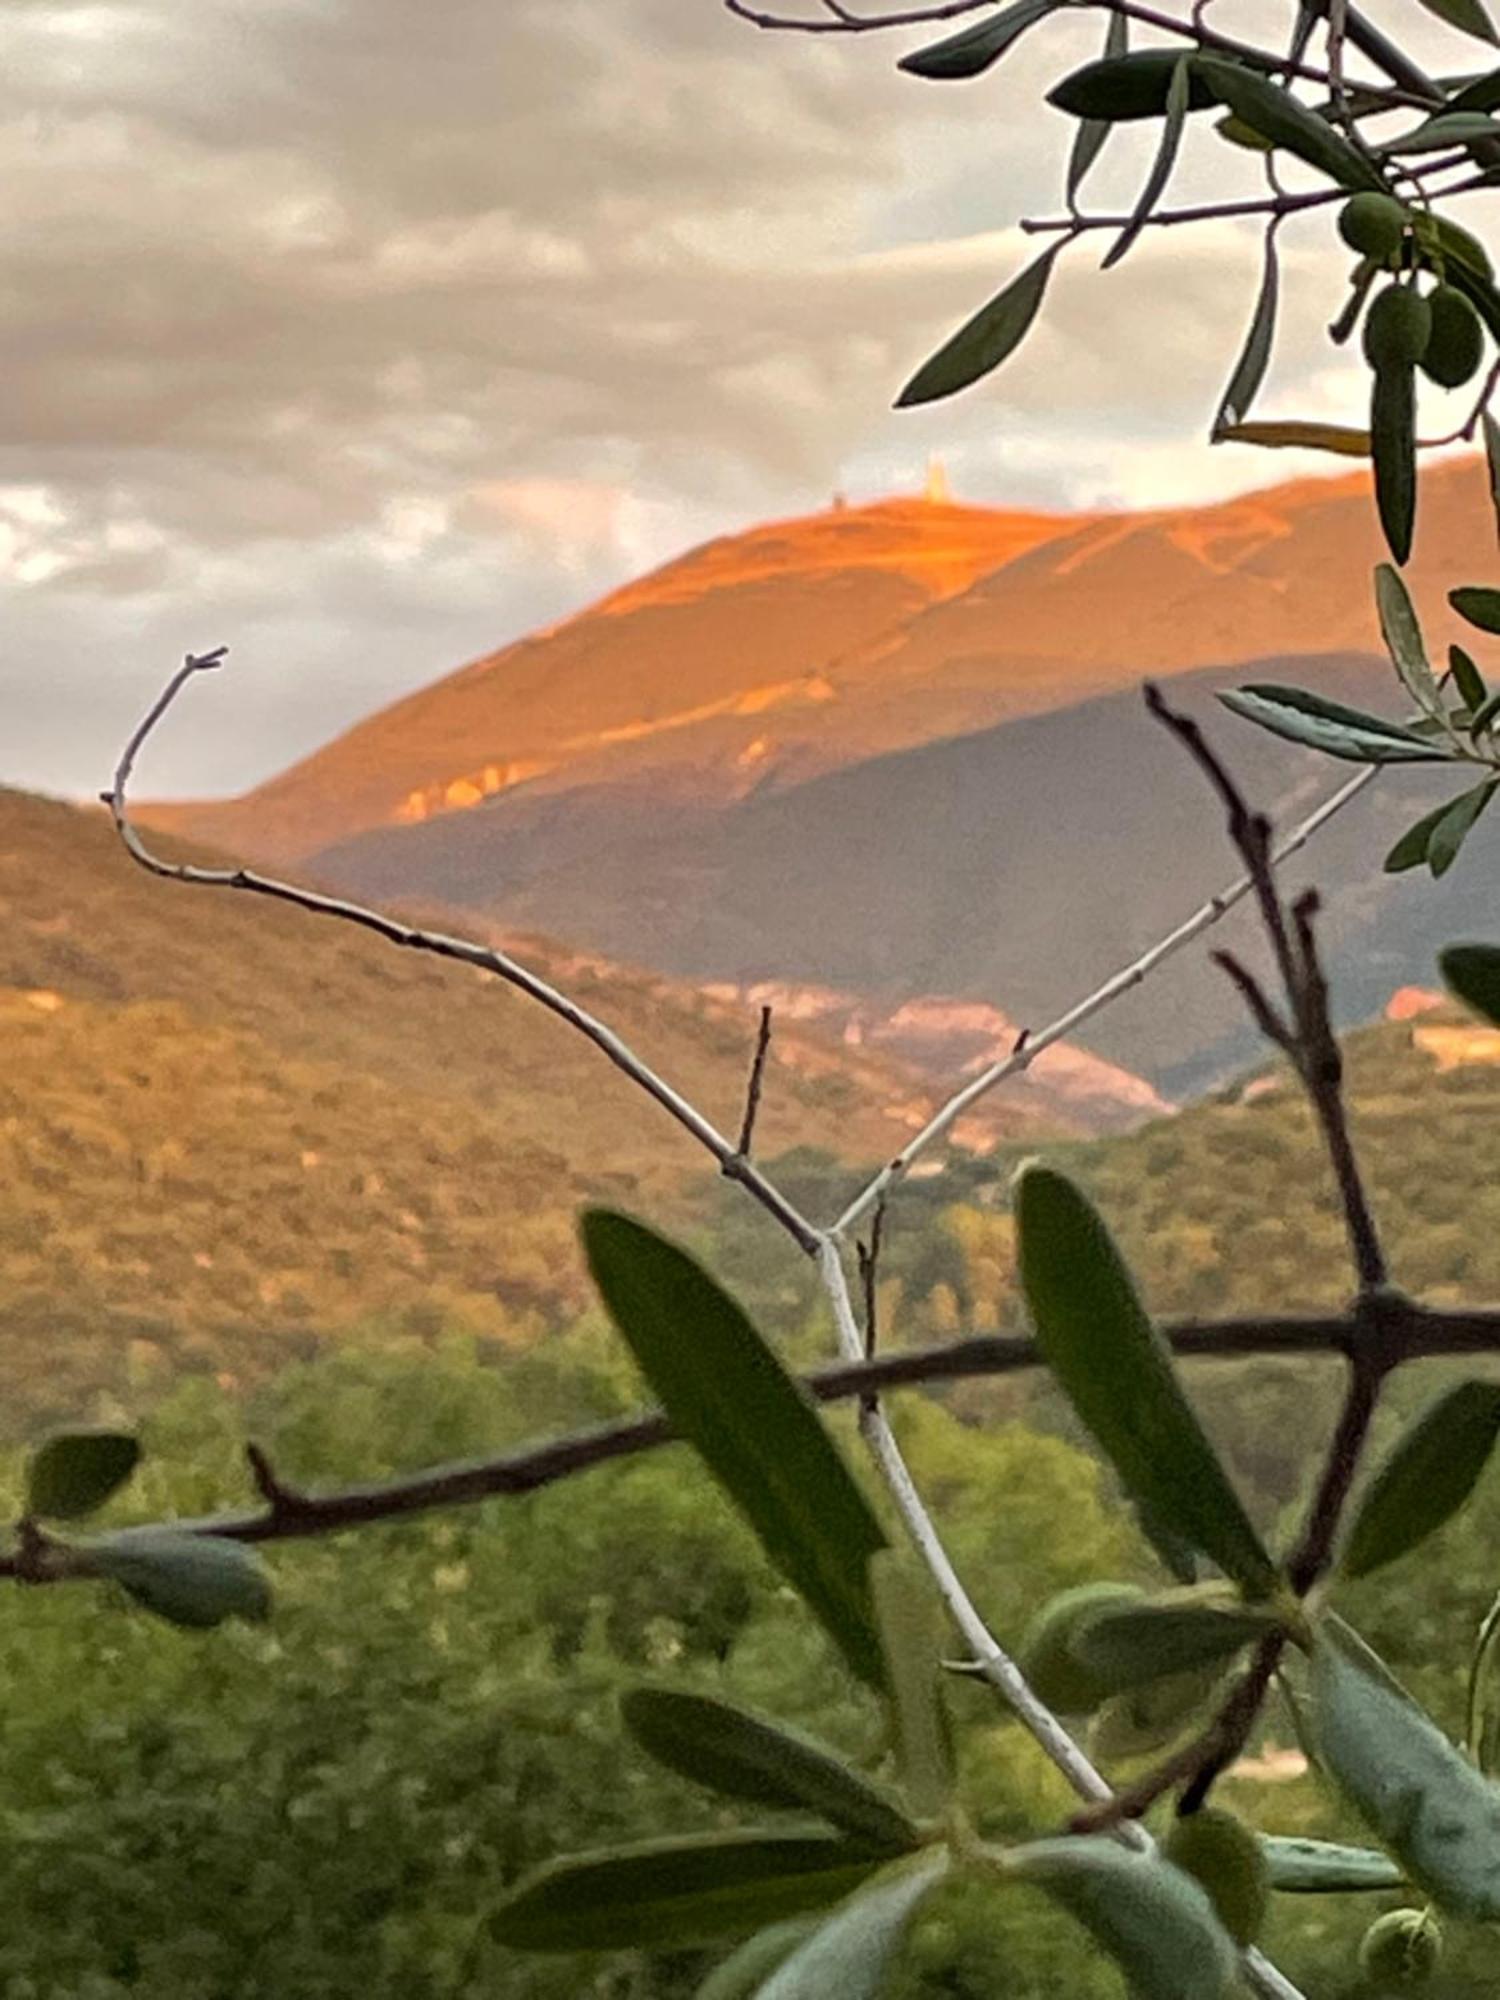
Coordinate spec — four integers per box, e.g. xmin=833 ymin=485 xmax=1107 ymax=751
xmin=144 ymin=493 xmax=1081 ymax=863
xmin=144 ymin=457 xmax=1493 ymax=871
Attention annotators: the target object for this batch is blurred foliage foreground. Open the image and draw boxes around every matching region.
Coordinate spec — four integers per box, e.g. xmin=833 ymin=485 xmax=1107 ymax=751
xmin=8 ymin=1164 xmax=1500 ymax=2000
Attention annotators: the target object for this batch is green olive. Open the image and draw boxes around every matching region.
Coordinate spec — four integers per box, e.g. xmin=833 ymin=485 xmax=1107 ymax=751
xmin=1018 ymin=1582 xmax=1144 ymax=1715
xmin=1420 ymin=284 xmax=1484 ymax=389
xmin=1164 ymin=1807 xmax=1270 ymax=1946
xmin=1358 ymin=1908 xmax=1443 ymax=1989
xmin=1339 ymin=192 xmax=1410 ymax=262
xmin=1363 ymin=285 xmax=1433 ymax=370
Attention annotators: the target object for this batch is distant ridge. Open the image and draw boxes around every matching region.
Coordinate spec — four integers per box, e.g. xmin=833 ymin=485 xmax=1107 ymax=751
xmin=138 ymin=456 xmax=1500 ymax=1088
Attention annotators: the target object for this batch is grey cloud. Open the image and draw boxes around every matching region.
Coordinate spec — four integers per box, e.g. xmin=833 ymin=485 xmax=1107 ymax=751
xmin=4 ymin=0 xmax=1475 ymax=799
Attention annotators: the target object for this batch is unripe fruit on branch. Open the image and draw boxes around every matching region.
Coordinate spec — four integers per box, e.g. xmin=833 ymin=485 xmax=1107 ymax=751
xmin=1363 ymin=285 xmax=1432 ymax=370
xmin=1358 ymin=1908 xmax=1443 ymax=1989
xmin=1163 ymin=1807 xmax=1270 ymax=1946
xmin=1019 ymin=1581 xmax=1143 ymax=1716
xmin=1420 ymin=285 xmax=1484 ymax=389
xmin=1339 ymin=192 xmax=1409 ymax=263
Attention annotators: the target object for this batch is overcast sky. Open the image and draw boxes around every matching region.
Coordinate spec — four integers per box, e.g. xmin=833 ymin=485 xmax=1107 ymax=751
xmin=3 ymin=0 xmax=1490 ymax=799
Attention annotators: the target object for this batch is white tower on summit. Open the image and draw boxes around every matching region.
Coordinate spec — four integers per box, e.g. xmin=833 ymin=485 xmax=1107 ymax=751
xmin=924 ymin=455 xmax=951 ymax=504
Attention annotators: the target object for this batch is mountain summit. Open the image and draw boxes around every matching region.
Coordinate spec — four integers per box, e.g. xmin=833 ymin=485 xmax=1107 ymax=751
xmin=142 ymin=457 xmax=1500 ymax=1089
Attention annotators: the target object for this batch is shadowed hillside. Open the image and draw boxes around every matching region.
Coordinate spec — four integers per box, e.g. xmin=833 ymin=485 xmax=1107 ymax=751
xmin=1 ymin=788 xmax=1156 ymax=1418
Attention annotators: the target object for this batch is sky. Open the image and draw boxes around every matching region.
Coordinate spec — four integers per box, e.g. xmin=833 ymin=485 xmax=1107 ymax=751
xmin=3 ymin=0 xmax=1492 ymax=799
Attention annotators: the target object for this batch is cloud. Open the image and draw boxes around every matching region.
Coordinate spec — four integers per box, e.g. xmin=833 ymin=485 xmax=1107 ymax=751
xmin=5 ymin=0 xmax=1493 ymax=796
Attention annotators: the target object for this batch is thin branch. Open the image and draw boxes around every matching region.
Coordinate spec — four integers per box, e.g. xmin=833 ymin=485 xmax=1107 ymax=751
xmin=723 ymin=0 xmax=992 ymax=27
xmin=244 ymin=1442 xmax=308 ymax=1519
xmin=1212 ymin=948 xmax=1294 ymax=1055
xmin=856 ymin=1196 xmax=887 ymax=1369
xmin=1112 ymin=688 xmax=1395 ymax=1822
xmin=1289 ymin=890 xmax=1389 ymax=1294
xmin=817 ymin=1241 xmax=1130 ymax=1807
xmin=10 ymin=1299 xmax=1491 ymax=1576
xmin=735 ymin=1005 xmax=775 ymax=1159
xmin=104 ymin=657 xmax=821 ymax=1257
xmin=1425 ymin=354 xmax=1500 ymax=449
xmin=723 ymin=0 xmax=1440 ymax=105
xmin=1075 ymin=1632 xmax=1287 ymax=1828
xmin=1022 ymin=185 xmax=1344 ymax=237
xmin=834 ymin=761 xmax=1378 ymax=1237
xmin=1285 ymin=1331 xmax=1391 ymax=1591
xmin=1145 ymin=698 xmax=1386 ymax=1295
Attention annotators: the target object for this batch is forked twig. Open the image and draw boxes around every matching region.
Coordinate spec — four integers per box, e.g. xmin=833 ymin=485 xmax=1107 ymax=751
xmin=102 ymin=655 xmax=820 ymax=1256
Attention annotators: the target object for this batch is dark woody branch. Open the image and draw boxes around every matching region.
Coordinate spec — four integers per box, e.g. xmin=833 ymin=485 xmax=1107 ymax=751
xmin=6 ymin=1301 xmax=1500 ymax=1584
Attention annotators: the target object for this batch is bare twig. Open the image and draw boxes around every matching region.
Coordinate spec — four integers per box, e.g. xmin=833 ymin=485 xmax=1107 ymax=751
xmin=103 ymin=657 xmax=820 ymax=1256
xmin=1104 ymin=686 xmax=1398 ymax=1820
xmin=1212 ymin=948 xmax=1295 ymax=1055
xmin=735 ymin=1004 xmax=775 ymax=1159
xmin=856 ymin=1197 xmax=887 ymax=1362
xmin=1021 ymin=186 xmax=1345 ymax=237
xmin=1425 ymin=355 xmax=1500 ymax=449
xmin=723 ymin=0 xmax=992 ymax=28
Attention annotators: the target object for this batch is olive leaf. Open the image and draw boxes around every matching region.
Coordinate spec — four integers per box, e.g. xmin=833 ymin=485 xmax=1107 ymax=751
xmin=1002 ymin=1838 xmax=1239 ymax=2000
xmin=1415 ymin=0 xmax=1499 ymax=45
xmin=756 ymin=1853 xmax=950 ymax=2000
xmin=1070 ymin=1594 xmax=1278 ymax=1689
xmin=1194 ymin=58 xmax=1383 ymax=190
xmin=1428 ymin=781 xmax=1499 ymax=877
xmin=1383 ymin=109 xmax=1500 ymax=153
xmin=1308 ymin=1617 xmax=1500 ymax=1920
xmin=1442 ymin=940 xmax=1500 ymax=1023
xmin=896 ymin=244 xmax=1062 ymax=407
xmin=899 ymin=0 xmax=1060 ymax=79
xmin=27 ymin=1430 xmax=139 ymax=1521
xmin=490 ymin=1832 xmax=891 ymax=1951
xmin=1049 ymin=49 xmax=1218 ymax=120
xmin=1451 ymin=643 xmax=1488 ymax=712
xmin=1451 ymin=584 xmax=1500 ymax=633
xmin=696 ymin=1919 xmax=817 ymax=2000
xmin=1385 ymin=783 xmax=1499 ymax=876
xmin=621 ymin=1689 xmax=919 ymax=1853
xmin=870 ymin=1551 xmax=953 ymax=1819
xmin=1339 ymin=1381 xmax=1500 ymax=1577
xmin=1213 ymin=225 xmax=1279 ymax=433
xmin=1013 ymin=1163 xmax=1274 ymax=1591
xmin=1259 ymin=1836 xmax=1405 ymax=1893
xmin=88 ymin=1530 xmax=272 ymax=1629
xmin=582 ymin=1212 xmax=889 ymax=1689
xmin=1218 ymin=684 xmax=1450 ymax=762
xmin=1067 ymin=9 xmax=1129 ymax=205
xmin=1103 ymin=56 xmax=1191 ymax=271
xmin=1375 ymin=562 xmax=1443 ymax=720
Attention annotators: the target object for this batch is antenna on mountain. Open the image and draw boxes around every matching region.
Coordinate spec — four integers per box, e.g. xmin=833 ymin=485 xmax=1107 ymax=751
xmin=924 ymin=455 xmax=950 ymax=505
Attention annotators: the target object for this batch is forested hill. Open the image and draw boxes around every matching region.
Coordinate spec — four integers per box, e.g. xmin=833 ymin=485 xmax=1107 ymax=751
xmin=11 ymin=774 xmax=1500 ymax=1432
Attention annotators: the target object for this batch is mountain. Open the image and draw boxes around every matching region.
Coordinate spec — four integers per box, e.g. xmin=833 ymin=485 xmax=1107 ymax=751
xmin=0 ymin=787 xmax=1158 ymax=1418
xmin=140 ymin=456 xmax=1500 ymax=1089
